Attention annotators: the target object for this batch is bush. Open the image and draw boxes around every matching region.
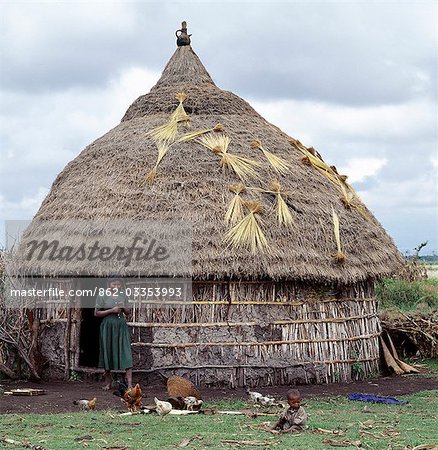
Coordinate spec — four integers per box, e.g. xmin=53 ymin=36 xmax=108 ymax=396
xmin=376 ymin=278 xmax=438 ymax=311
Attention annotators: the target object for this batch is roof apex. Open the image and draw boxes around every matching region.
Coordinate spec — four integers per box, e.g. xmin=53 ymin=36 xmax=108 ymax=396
xmin=151 ymin=45 xmax=215 ymax=91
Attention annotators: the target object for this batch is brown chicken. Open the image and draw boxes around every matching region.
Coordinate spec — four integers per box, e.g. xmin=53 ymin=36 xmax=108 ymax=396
xmin=119 ymin=383 xmax=142 ymax=412
xmin=166 ymin=376 xmax=201 ymax=400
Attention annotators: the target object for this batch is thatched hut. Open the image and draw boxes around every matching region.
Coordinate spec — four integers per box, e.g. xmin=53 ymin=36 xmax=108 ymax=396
xmin=15 ymin=23 xmax=403 ymax=386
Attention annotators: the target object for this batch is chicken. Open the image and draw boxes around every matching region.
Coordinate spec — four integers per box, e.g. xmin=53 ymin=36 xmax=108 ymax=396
xmin=257 ymin=395 xmax=275 ymax=407
xmin=73 ymin=397 xmax=97 ymax=411
xmin=154 ymin=397 xmax=172 ymax=417
xmin=116 ymin=382 xmax=142 ymax=412
xmin=167 ymin=396 xmax=186 ymax=410
xmin=245 ymin=388 xmax=275 ymax=406
xmin=245 ymin=387 xmax=263 ymax=402
xmin=166 ymin=375 xmax=202 ymax=400
xmin=183 ymin=396 xmax=203 ymax=411
xmin=114 ymin=380 xmax=127 ymax=396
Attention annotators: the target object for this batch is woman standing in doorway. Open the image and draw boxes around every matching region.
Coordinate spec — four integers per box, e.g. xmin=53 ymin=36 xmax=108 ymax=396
xmin=94 ymin=278 xmax=133 ymax=390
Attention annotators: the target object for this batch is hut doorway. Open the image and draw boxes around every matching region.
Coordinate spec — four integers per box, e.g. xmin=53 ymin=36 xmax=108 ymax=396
xmin=79 ymin=308 xmax=101 ymax=367
xmin=78 ymin=278 xmax=105 ymax=368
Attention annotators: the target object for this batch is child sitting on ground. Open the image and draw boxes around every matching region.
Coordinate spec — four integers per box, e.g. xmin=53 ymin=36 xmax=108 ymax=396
xmin=270 ymin=389 xmax=308 ymax=433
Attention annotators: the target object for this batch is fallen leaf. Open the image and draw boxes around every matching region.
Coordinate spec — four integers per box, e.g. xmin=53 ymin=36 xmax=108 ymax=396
xmin=102 ymin=447 xmax=128 ymax=450
xmin=222 ymin=439 xmax=279 ymax=446
xmin=322 ymin=438 xmax=362 ymax=448
xmin=177 ymin=435 xmax=203 ymax=448
xmin=1 ymin=439 xmax=48 ymax=450
xmin=361 ymin=420 xmax=376 ymax=426
xmin=411 ymin=445 xmax=438 ymax=450
xmin=74 ymin=435 xmax=93 ymax=442
xmin=360 ymin=430 xmax=384 ymax=439
xmin=241 ymin=409 xmax=258 ymax=418
xmin=114 ymin=422 xmax=142 ymax=426
xmin=314 ymin=428 xmax=346 ymax=436
xmin=383 ymin=429 xmax=400 ymax=437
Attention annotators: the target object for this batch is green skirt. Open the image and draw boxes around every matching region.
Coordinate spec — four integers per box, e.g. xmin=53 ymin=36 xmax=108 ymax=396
xmin=98 ymin=314 xmax=133 ymax=370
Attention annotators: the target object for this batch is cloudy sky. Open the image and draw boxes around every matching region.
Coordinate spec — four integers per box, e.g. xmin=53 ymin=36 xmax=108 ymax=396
xmin=0 ymin=1 xmax=437 ymax=254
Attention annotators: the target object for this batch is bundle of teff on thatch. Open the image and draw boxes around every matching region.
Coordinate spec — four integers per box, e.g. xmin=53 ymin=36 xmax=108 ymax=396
xmin=15 ymin=22 xmax=404 ymax=386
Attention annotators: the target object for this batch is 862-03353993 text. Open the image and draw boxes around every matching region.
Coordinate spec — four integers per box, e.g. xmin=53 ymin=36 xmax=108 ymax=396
xmin=8 ymin=284 xmax=185 ymax=300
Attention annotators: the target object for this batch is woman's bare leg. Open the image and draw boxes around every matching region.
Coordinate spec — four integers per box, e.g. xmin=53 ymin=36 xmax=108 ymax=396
xmin=125 ymin=368 xmax=133 ymax=389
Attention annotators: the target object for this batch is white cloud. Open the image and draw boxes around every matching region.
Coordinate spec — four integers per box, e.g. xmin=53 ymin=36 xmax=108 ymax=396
xmin=338 ymin=158 xmax=387 ymax=183
xmin=359 ymin=177 xmax=437 ymax=211
xmin=0 ymin=66 xmax=160 ymax=203
xmin=1 ymin=2 xmax=139 ymax=74
xmin=0 ymin=187 xmax=49 ymax=220
xmin=250 ymin=98 xmax=436 ymax=148
xmin=109 ymin=67 xmax=160 ymax=120
xmin=357 ymin=177 xmax=437 ymax=253
xmin=0 ymin=59 xmax=160 ymax=246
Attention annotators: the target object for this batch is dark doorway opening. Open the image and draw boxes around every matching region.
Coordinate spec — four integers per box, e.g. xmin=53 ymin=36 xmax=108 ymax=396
xmin=78 ymin=278 xmax=105 ymax=367
xmin=79 ymin=308 xmax=101 ymax=367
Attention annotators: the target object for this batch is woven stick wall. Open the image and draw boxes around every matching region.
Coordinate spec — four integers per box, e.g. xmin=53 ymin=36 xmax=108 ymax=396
xmin=30 ymin=279 xmax=379 ymax=386
xmin=127 ymin=280 xmax=379 ymax=386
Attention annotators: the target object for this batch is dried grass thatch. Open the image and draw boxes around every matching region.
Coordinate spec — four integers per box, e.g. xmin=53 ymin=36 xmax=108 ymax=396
xmin=267 ymin=181 xmax=294 ymax=227
xmin=178 ymin=123 xmax=224 ymax=143
xmin=145 ymin=141 xmax=170 ymax=184
xmin=147 ymin=92 xmax=190 ymax=145
xmin=251 ymin=139 xmax=290 ymax=175
xmin=18 ymin=44 xmax=403 ymax=283
xmin=224 ymin=201 xmax=269 ymax=254
xmin=332 ymin=208 xmax=346 ymax=264
xmin=225 ymin=183 xmax=246 ymax=225
xmin=289 ymin=138 xmax=371 ymax=222
xmin=200 ymin=133 xmax=260 ymax=181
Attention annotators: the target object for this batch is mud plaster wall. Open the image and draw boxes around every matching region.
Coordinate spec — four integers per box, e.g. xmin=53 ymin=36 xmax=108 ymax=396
xmin=38 ymin=281 xmax=379 ymax=385
xmin=40 ymin=322 xmax=66 ymax=377
xmin=129 ymin=292 xmax=380 ymax=386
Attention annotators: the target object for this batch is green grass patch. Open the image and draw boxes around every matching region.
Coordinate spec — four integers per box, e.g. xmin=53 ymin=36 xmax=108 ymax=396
xmin=1 ymin=391 xmax=437 ymax=449
xmin=376 ymin=278 xmax=438 ymax=312
xmin=424 ymin=277 xmax=438 ymax=286
xmin=405 ymin=358 xmax=438 ymax=374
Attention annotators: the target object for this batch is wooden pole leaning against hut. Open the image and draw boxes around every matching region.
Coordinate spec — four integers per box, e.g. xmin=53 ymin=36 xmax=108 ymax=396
xmin=15 ymin=22 xmax=404 ymax=386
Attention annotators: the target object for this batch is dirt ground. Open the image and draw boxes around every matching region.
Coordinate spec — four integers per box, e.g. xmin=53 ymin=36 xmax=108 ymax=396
xmin=1 ymin=372 xmax=437 ymax=414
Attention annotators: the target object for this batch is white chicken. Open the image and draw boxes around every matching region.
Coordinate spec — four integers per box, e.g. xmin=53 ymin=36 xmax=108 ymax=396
xmin=245 ymin=387 xmax=263 ymax=402
xmin=72 ymin=397 xmax=97 ymax=411
xmin=183 ymin=396 xmax=203 ymax=411
xmin=257 ymin=395 xmax=275 ymax=406
xmin=154 ymin=397 xmax=173 ymax=417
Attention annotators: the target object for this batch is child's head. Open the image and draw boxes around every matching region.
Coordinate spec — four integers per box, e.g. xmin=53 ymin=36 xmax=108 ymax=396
xmin=287 ymin=389 xmax=301 ymax=409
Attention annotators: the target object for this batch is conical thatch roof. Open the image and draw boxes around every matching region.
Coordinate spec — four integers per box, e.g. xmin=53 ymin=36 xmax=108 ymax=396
xmin=22 ymin=32 xmax=403 ymax=283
